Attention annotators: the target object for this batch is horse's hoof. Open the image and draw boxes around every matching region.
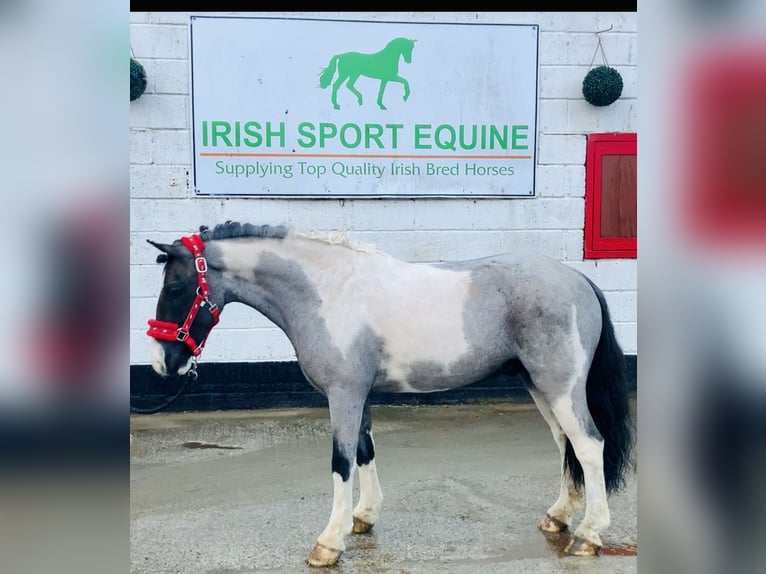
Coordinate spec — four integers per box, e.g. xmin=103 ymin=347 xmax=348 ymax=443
xmin=306 ymin=543 xmax=342 ymax=567
xmin=538 ymin=513 xmax=569 ymax=533
xmin=564 ymin=536 xmax=601 ymax=556
xmin=352 ymin=516 xmax=374 ymax=534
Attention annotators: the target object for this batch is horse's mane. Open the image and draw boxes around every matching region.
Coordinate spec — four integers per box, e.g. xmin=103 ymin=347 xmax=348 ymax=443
xmin=196 ymin=221 xmax=386 ymax=256
xmin=198 ymin=221 xmax=289 ymax=242
xmin=292 ymin=228 xmax=387 ymax=255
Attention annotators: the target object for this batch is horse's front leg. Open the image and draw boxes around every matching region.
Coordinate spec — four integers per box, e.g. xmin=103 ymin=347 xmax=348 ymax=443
xmin=307 ymin=390 xmax=366 ymax=567
xmin=394 ymin=75 xmax=410 ymax=102
xmin=352 ymin=400 xmax=383 ymax=533
xmin=376 ymin=80 xmax=389 ymax=110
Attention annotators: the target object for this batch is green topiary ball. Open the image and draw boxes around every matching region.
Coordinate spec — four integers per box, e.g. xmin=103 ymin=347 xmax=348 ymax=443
xmin=130 ymin=58 xmax=147 ymax=102
xmin=582 ymin=65 xmax=623 ymax=107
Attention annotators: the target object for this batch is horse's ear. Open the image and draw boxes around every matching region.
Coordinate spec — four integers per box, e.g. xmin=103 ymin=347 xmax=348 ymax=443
xmin=147 ymin=239 xmax=172 ymax=253
xmin=147 ymin=239 xmax=187 ymax=261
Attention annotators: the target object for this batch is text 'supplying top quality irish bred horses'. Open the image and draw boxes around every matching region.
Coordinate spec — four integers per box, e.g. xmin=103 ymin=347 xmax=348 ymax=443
xmin=319 ymin=37 xmax=415 ymax=110
xmin=146 ymin=221 xmax=635 ymax=567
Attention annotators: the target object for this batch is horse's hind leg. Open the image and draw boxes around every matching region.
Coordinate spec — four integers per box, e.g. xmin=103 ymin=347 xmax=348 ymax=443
xmin=528 ymin=388 xmax=584 ymax=532
xmin=331 ymin=74 xmax=347 ymax=110
xmin=550 ymin=389 xmax=610 ymax=555
xmin=345 ymin=75 xmax=363 ymax=106
xmin=352 ymin=399 xmax=383 ymax=533
xmin=306 ymin=388 xmax=366 ymax=567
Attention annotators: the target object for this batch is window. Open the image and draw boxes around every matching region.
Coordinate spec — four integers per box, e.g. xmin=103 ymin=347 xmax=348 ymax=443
xmin=585 ymin=133 xmax=637 ymax=259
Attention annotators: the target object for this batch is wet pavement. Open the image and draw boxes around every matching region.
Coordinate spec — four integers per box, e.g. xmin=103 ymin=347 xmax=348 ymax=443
xmin=130 ymin=400 xmax=637 ymax=573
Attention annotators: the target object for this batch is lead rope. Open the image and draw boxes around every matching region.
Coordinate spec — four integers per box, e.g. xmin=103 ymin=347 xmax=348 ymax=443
xmin=129 ymin=359 xmax=198 ymax=415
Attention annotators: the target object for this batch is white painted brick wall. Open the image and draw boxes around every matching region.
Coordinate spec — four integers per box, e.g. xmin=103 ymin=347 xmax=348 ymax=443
xmin=130 ymin=11 xmax=638 ymax=363
xmin=129 ymin=95 xmax=188 ymax=129
xmin=130 ymin=165 xmax=190 ymax=199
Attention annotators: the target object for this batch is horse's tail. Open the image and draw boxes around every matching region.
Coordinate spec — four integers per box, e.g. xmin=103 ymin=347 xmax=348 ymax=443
xmin=319 ymin=55 xmax=339 ymax=89
xmin=564 ymin=275 xmax=635 ymax=494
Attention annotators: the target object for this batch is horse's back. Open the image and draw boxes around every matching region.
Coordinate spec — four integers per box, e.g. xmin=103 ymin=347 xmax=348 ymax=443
xmin=436 ymin=251 xmax=604 ymax=365
xmin=368 ymin=249 xmax=602 ymax=353
xmin=436 ymin=251 xmax=596 ymax=306
xmin=335 ymin=251 xmax=601 ymax=394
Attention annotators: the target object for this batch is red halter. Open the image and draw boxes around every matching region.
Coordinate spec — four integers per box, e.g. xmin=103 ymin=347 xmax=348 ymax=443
xmin=146 ymin=234 xmax=220 ymax=356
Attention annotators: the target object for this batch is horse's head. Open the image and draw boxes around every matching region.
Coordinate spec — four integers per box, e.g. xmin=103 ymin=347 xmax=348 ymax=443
xmin=388 ymin=37 xmax=415 ymax=64
xmin=401 ymin=38 xmax=415 ymax=64
xmin=146 ymin=232 xmax=222 ymax=378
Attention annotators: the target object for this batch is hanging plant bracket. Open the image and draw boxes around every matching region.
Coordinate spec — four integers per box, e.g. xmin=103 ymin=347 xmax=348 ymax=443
xmin=582 ymin=25 xmax=623 ymax=107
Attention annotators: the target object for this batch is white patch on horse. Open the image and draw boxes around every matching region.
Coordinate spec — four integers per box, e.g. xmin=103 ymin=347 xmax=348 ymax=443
xmin=218 ymin=239 xmax=269 ymax=279
xmin=354 ymin=459 xmax=383 ymax=525
xmin=317 ymin=471 xmax=355 ymax=551
xmin=316 ymin=256 xmax=473 ymax=389
xmin=218 ymin=236 xmax=472 ymax=389
xmin=552 ymin=393 xmax=610 ymax=545
xmin=569 ymin=304 xmax=589 ymax=391
xmin=150 ymin=340 xmax=166 ymax=376
xmin=527 ymin=388 xmax=583 ymax=526
xmin=176 ymin=355 xmax=194 ymax=376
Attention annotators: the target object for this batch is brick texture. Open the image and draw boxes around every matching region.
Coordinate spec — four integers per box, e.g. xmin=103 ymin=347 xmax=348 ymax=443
xmin=130 ymin=12 xmax=638 ymax=362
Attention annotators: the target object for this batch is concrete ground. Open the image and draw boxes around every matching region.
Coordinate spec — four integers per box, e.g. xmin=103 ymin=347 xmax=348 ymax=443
xmin=130 ymin=400 xmax=637 ymax=573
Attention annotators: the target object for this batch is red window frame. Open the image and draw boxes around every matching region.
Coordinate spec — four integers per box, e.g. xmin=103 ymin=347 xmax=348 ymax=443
xmin=585 ymin=132 xmax=637 ymax=259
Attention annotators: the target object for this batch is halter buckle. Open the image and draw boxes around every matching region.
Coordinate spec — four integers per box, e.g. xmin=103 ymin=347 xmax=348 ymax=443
xmin=176 ymin=329 xmax=189 ymax=342
xmin=195 ymin=256 xmax=208 ymax=273
xmin=196 ymin=287 xmax=218 ymax=314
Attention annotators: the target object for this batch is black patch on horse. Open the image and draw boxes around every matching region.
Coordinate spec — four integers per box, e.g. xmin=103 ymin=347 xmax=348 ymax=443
xmin=332 ymin=436 xmax=352 ymax=481
xmin=356 ymin=401 xmax=375 ymax=467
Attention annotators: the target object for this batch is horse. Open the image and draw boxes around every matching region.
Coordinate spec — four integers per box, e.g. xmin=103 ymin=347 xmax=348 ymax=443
xmin=146 ymin=221 xmax=635 ymax=567
xmin=318 ymin=37 xmax=415 ymax=110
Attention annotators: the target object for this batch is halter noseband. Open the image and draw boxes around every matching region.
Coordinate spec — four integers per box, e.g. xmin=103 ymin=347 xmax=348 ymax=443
xmin=146 ymin=234 xmax=220 ymax=357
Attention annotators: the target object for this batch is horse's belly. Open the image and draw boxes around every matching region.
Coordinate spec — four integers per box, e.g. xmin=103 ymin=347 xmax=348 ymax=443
xmin=376 ymin=347 xmax=511 ymax=393
xmin=370 ymin=297 xmax=514 ymax=393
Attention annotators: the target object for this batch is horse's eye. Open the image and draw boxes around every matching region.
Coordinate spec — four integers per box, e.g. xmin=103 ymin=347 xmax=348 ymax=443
xmin=164 ymin=285 xmax=183 ymax=297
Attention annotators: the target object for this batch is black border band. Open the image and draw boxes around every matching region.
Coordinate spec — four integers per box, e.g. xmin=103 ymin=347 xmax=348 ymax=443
xmin=131 ymin=355 xmax=637 ymax=412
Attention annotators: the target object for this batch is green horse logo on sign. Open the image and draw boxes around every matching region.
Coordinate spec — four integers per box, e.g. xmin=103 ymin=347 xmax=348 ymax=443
xmin=319 ymin=37 xmax=416 ymax=110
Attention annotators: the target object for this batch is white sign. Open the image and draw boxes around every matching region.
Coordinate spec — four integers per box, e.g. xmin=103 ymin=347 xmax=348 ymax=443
xmin=190 ymin=16 xmax=539 ymax=197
